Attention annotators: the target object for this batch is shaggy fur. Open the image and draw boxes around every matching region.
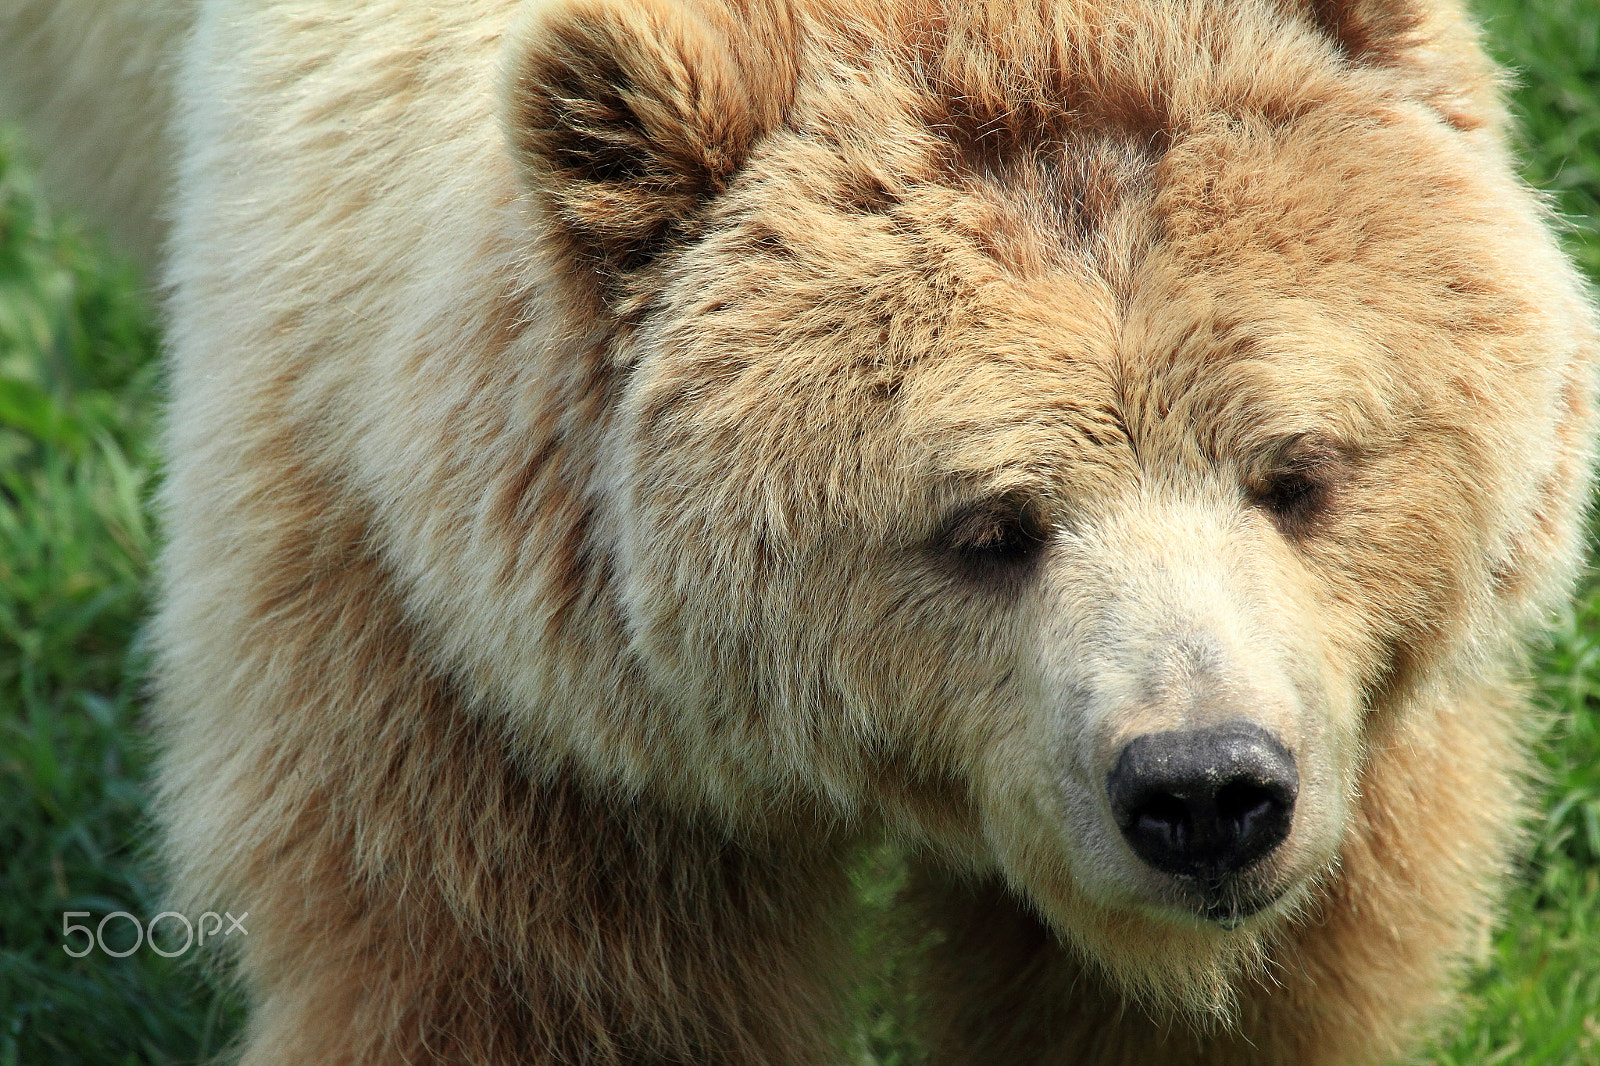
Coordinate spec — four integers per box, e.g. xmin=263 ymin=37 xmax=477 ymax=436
xmin=6 ymin=0 xmax=1597 ymax=1062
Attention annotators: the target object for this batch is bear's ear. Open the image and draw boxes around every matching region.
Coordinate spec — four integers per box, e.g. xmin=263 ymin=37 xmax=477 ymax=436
xmin=504 ymin=0 xmax=796 ymax=292
xmin=1302 ymin=0 xmax=1424 ymax=62
xmin=1294 ymin=0 xmax=1505 ymax=132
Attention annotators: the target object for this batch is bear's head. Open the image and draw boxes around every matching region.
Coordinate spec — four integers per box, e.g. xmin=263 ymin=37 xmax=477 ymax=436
xmin=489 ymin=0 xmax=1595 ymax=1010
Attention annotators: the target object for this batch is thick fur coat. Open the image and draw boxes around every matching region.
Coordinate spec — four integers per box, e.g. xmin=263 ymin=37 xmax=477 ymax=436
xmin=5 ymin=0 xmax=1597 ymax=1063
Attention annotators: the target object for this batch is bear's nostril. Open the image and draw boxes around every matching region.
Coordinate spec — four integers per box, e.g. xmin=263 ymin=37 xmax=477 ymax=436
xmin=1216 ymin=780 xmax=1281 ymax=843
xmin=1132 ymin=793 xmax=1191 ymax=853
xmin=1106 ymin=723 xmax=1298 ymax=880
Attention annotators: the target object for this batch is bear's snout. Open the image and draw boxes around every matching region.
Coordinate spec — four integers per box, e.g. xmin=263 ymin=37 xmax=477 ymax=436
xmin=1106 ymin=723 xmax=1298 ymax=891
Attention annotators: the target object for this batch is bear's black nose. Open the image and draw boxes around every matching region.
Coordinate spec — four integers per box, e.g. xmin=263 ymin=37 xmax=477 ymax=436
xmin=1106 ymin=723 xmax=1298 ymax=880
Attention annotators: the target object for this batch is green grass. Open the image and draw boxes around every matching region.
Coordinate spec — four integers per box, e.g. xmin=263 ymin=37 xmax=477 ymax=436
xmin=0 ymin=128 xmax=242 ymax=1064
xmin=1 ymin=1 xmax=1597 ymax=1061
xmin=1420 ymin=599 xmax=1600 ymax=1066
xmin=1477 ymin=0 xmax=1600 ymax=277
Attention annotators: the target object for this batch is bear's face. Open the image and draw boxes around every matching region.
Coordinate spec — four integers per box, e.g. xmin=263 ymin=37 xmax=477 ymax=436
xmin=613 ymin=139 xmax=1387 ymax=931
xmin=506 ymin=0 xmax=1593 ymax=1005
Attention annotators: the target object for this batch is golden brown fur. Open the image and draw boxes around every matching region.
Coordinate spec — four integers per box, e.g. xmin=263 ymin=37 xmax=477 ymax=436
xmin=5 ymin=0 xmax=1594 ymax=1061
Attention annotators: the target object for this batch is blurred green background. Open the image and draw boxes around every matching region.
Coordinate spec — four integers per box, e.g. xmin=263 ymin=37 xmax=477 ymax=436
xmin=2 ymin=0 xmax=1597 ymax=1062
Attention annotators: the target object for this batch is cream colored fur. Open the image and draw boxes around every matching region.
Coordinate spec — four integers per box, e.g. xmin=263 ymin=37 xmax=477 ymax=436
xmin=6 ymin=0 xmax=1596 ymax=1062
xmin=0 ymin=0 xmax=184 ymax=276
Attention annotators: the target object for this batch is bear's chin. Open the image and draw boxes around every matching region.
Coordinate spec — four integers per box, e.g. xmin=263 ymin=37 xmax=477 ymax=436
xmin=1072 ymin=910 xmax=1266 ymax=1022
xmin=1051 ymin=880 xmax=1320 ymax=1023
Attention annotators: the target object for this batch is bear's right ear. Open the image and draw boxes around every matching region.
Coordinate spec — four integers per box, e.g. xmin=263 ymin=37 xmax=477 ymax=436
xmin=504 ymin=0 xmax=796 ymax=294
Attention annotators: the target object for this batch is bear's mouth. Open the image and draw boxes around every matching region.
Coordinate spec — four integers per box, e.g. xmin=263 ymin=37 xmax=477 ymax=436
xmin=1197 ymin=889 xmax=1280 ymax=930
xmin=1168 ymin=871 xmax=1290 ymax=929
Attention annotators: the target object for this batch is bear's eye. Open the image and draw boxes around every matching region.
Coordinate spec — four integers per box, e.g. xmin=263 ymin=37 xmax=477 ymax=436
xmin=1254 ymin=471 xmax=1326 ymax=532
xmin=936 ymin=492 xmax=1050 ymax=580
xmin=1249 ymin=438 xmax=1348 ymax=536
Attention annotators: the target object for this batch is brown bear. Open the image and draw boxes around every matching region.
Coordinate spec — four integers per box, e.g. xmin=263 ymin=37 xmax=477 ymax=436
xmin=8 ymin=0 xmax=1596 ymax=1062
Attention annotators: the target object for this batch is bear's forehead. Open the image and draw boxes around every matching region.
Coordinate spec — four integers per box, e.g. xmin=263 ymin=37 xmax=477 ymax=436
xmin=635 ymin=0 xmax=1517 ymax=502
xmin=667 ymin=123 xmax=1467 ymax=441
